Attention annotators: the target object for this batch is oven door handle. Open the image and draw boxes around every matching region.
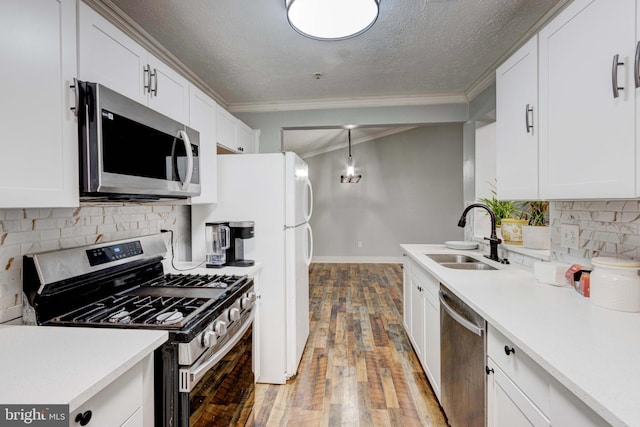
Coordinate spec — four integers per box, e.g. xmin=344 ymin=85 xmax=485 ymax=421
xmin=179 ymin=309 xmax=254 ymax=392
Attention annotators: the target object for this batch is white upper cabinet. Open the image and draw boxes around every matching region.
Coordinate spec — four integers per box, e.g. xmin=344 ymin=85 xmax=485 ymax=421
xmin=236 ymin=120 xmax=256 ymax=154
xmin=147 ymin=54 xmax=190 ymax=124
xmin=78 ymin=2 xmax=189 ymax=123
xmin=496 ymin=36 xmax=539 ymax=200
xmin=216 ymin=105 xmax=238 ymax=152
xmin=216 ymin=105 xmax=256 ymax=154
xmin=189 ymin=85 xmax=218 ymax=204
xmin=0 ymin=0 xmax=79 ymax=208
xmin=538 ymin=0 xmax=636 ymax=199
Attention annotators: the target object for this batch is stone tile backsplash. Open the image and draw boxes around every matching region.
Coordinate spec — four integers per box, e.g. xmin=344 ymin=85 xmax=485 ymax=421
xmin=0 ymin=204 xmax=189 ymax=321
xmin=550 ymin=200 xmax=640 ymax=266
xmin=467 ymin=199 xmax=640 ymax=269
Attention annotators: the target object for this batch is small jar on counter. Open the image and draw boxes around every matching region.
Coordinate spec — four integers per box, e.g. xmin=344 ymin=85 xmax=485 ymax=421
xmin=590 ymin=257 xmax=640 ymax=312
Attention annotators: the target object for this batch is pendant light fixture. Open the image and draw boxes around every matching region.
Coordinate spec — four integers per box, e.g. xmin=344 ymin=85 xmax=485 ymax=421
xmin=341 ymin=129 xmax=362 ymax=184
xmin=286 ymin=0 xmax=380 ymax=41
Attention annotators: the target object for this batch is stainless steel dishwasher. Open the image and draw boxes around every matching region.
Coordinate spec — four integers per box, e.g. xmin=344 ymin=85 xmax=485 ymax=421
xmin=440 ymin=284 xmax=486 ymax=427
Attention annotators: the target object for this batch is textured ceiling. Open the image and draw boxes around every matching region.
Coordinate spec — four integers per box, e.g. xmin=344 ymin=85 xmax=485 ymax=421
xmin=109 ymin=0 xmax=564 ymax=110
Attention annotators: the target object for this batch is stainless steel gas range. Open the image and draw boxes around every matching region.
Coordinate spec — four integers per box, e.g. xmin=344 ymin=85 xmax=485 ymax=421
xmin=22 ymin=234 xmax=256 ymax=427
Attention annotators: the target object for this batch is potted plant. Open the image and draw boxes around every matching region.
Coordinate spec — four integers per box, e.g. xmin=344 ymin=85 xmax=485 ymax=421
xmin=479 ymin=193 xmax=516 ymax=227
xmin=522 ymin=201 xmax=550 ymax=249
xmin=499 ymin=210 xmax=529 ymax=245
xmin=480 ymin=190 xmax=527 ymax=245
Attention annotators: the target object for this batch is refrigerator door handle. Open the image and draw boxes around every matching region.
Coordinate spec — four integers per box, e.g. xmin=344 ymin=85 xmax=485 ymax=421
xmin=304 ymin=179 xmax=313 ymax=222
xmin=305 ymin=223 xmax=313 ymax=266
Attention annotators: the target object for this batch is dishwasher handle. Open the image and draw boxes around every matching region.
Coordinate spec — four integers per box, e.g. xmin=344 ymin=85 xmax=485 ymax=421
xmin=440 ymin=293 xmax=485 ymax=337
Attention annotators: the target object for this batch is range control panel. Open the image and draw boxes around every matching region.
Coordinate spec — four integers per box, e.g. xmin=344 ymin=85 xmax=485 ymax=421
xmin=86 ymin=241 xmax=143 ymax=266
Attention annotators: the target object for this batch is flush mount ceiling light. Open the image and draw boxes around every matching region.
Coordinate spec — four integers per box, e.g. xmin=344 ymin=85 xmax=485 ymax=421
xmin=340 ymin=129 xmax=362 ymax=184
xmin=286 ymin=0 xmax=380 ymax=41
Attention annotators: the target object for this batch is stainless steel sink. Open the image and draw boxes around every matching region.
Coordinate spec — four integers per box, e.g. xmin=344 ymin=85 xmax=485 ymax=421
xmin=426 ymin=254 xmax=478 ymax=263
xmin=439 ymin=262 xmax=497 ymax=271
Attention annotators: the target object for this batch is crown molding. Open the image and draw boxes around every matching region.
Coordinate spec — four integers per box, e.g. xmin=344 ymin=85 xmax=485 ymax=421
xmin=300 ymin=126 xmax=415 ymax=159
xmin=464 ymin=0 xmax=572 ymax=102
xmin=228 ymin=93 xmax=468 ymax=113
xmin=84 ymin=0 xmax=229 ymax=108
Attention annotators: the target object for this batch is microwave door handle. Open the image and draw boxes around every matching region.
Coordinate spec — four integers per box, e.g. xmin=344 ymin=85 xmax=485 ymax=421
xmin=177 ymin=130 xmax=193 ymax=190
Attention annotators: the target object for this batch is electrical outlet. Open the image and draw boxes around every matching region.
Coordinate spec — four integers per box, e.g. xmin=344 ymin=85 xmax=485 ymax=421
xmin=561 ymin=224 xmax=580 ymax=249
xmin=357 ymin=241 xmax=363 ymax=248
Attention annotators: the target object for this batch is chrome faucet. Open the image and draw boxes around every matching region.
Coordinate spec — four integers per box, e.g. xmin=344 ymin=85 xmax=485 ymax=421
xmin=457 ymin=203 xmax=506 ymax=263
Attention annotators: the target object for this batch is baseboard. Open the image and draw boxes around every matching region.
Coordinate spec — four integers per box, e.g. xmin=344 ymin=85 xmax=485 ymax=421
xmin=312 ymin=256 xmax=403 ymax=264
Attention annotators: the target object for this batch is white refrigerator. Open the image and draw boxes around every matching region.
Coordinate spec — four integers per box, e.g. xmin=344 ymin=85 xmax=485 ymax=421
xmin=191 ymin=152 xmax=313 ymax=384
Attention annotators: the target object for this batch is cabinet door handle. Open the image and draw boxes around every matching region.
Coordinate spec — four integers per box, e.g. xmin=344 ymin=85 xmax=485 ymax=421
xmin=612 ymin=54 xmax=624 ymax=98
xmin=504 ymin=345 xmax=515 ymax=355
xmin=151 ymin=68 xmax=158 ymax=96
xmin=70 ymin=78 xmax=79 ymax=117
xmin=635 ymin=42 xmax=640 ymax=88
xmin=525 ymin=104 xmax=534 ymax=133
xmin=486 ymin=366 xmax=494 ymax=375
xmin=144 ymin=64 xmax=151 ymax=94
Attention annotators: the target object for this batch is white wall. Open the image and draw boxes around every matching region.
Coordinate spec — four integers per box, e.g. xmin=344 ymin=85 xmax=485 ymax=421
xmin=306 ymin=125 xmax=464 ymax=261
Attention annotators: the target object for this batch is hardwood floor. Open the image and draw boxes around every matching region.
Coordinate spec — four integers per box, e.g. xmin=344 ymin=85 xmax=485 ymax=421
xmin=253 ymin=263 xmax=447 ymax=427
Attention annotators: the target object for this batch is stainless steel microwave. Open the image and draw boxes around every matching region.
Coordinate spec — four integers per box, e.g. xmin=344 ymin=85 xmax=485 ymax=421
xmin=76 ymin=80 xmax=200 ymax=200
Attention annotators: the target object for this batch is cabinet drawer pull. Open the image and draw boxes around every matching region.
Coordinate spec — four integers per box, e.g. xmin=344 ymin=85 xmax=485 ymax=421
xmin=612 ymin=54 xmax=624 ymax=98
xmin=504 ymin=345 xmax=515 ymax=355
xmin=525 ymin=104 xmax=534 ymax=133
xmin=635 ymin=42 xmax=640 ymax=88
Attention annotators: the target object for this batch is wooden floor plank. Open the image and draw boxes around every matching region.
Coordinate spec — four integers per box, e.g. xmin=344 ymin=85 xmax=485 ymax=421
xmin=254 ymin=263 xmax=447 ymax=427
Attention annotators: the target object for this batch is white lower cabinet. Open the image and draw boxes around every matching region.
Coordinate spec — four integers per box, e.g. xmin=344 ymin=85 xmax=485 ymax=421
xmin=422 ymin=285 xmax=440 ymax=399
xmin=487 ymin=326 xmax=608 ymax=427
xmin=71 ymin=355 xmax=154 ymax=427
xmin=403 ymin=258 xmax=440 ymax=400
xmin=409 ymin=274 xmax=425 ymax=362
xmin=487 ymin=357 xmax=550 ymax=427
xmin=402 ymin=255 xmax=411 ymax=332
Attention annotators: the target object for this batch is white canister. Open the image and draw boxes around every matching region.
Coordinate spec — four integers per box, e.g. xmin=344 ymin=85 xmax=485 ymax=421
xmin=590 ymin=257 xmax=640 ymax=312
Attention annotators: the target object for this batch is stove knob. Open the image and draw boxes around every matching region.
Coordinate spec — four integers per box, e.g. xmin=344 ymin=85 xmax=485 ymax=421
xmin=242 ymin=292 xmax=257 ymax=310
xmin=215 ymin=321 xmax=228 ymax=338
xmin=202 ymin=330 xmax=218 ymax=347
xmin=229 ymin=307 xmax=241 ymax=322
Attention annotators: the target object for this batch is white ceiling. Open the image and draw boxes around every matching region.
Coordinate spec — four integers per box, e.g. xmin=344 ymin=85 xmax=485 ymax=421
xmin=108 ymin=0 xmax=565 ymax=112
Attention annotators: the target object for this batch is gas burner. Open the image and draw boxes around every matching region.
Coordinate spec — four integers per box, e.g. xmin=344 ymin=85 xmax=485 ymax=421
xmin=156 ymin=310 xmax=184 ymax=325
xmin=108 ymin=310 xmax=132 ymax=324
xmin=52 ymin=294 xmax=214 ymax=329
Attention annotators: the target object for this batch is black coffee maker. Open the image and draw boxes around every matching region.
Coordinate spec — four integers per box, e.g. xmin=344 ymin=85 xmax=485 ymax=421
xmin=225 ymin=221 xmax=255 ymax=267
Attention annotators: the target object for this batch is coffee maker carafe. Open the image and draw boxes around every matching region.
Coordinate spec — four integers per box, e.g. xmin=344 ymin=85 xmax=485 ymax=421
xmin=226 ymin=221 xmax=255 ymax=267
xmin=205 ymin=221 xmax=230 ymax=268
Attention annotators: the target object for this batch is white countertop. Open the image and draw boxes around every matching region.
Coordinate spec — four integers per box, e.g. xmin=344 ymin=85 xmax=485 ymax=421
xmin=401 ymin=244 xmax=640 ymax=427
xmin=0 ymin=326 xmax=167 ymax=411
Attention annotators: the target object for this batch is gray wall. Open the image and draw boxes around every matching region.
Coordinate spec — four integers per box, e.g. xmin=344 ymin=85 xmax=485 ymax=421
xmin=235 ymin=103 xmax=468 ymax=153
xmin=306 ymin=125 xmax=464 ymax=258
